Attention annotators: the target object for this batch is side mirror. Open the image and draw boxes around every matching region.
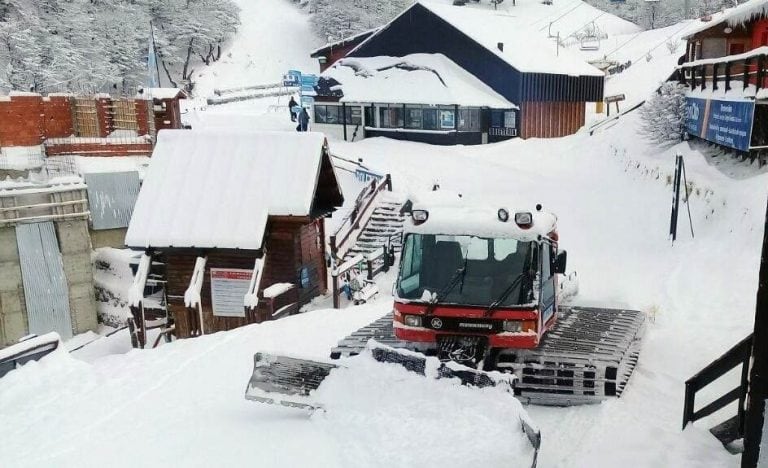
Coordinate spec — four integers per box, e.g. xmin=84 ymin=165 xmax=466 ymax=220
xmin=554 ymin=251 xmax=567 ymax=274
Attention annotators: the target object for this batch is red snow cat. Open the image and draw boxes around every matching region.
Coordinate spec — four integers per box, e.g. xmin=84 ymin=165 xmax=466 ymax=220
xmin=392 ymin=197 xmax=564 ymax=364
xmin=245 ymin=193 xmax=645 ymax=413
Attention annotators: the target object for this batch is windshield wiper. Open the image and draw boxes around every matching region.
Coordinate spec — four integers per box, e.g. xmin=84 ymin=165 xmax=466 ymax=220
xmin=425 ymin=266 xmax=467 ymax=316
xmin=485 ymin=272 xmax=526 ymax=317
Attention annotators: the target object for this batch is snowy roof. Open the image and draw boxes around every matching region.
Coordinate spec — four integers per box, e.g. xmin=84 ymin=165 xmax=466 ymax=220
xmin=683 ymin=0 xmax=768 ymax=38
xmin=352 ymin=1 xmax=603 ymax=78
xmin=125 ymin=130 xmax=338 ymax=250
xmin=310 ymin=28 xmax=380 ymax=57
xmin=137 ymin=88 xmax=187 ymax=100
xmin=404 ymin=192 xmax=557 ymax=240
xmin=321 ymin=54 xmax=517 ymax=108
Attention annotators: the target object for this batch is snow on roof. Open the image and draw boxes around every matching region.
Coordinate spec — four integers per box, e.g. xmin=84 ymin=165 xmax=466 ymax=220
xmin=310 ymin=28 xmax=380 ymax=57
xmin=683 ymin=0 xmax=768 ymax=38
xmin=356 ymin=1 xmax=604 ymax=77
xmin=679 ymin=45 xmax=768 ymax=67
xmin=125 ymin=130 xmax=330 ymax=250
xmin=137 ymin=88 xmax=187 ymax=100
xmin=322 ymin=54 xmax=517 ymax=108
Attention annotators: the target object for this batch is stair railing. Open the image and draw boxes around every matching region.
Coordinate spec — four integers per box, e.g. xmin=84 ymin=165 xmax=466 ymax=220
xmin=682 ymin=334 xmax=753 ymax=433
xmin=329 ymin=173 xmax=392 ymax=262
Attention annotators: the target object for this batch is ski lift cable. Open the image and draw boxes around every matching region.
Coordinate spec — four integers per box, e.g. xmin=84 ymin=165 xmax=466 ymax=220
xmin=564 ymin=12 xmax=606 ymax=40
xmin=536 ymin=1 xmax=586 ymax=31
xmin=528 ymin=0 xmax=582 ymax=27
xmin=605 ymin=20 xmax=695 ymax=61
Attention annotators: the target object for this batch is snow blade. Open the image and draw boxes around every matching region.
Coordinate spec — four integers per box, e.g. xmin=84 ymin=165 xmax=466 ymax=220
xmin=367 ymin=341 xmax=513 ymax=391
xmin=244 ymin=352 xmax=338 ymax=411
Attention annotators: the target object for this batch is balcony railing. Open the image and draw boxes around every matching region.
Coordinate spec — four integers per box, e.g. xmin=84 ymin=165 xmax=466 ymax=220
xmin=677 ymin=46 xmax=768 ymax=95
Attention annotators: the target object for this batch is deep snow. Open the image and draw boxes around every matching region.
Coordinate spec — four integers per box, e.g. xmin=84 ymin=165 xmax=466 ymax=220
xmin=2 ymin=0 xmax=765 ymax=466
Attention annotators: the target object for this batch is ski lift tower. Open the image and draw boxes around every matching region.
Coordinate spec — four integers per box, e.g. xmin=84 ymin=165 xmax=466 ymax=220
xmin=645 ymin=0 xmax=661 ymax=29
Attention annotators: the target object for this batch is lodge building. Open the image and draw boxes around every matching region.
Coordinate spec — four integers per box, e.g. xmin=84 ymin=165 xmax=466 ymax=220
xmin=310 ymin=1 xmax=605 ymax=145
xmin=675 ymin=0 xmax=768 ymax=154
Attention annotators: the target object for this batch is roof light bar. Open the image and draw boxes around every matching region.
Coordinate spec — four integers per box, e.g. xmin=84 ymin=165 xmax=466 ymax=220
xmin=498 ymin=208 xmax=509 ymax=222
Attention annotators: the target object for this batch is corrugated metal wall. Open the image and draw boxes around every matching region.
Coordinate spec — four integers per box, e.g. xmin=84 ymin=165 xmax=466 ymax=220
xmin=84 ymin=171 xmax=141 ymax=230
xmin=16 ymin=222 xmax=73 ymax=340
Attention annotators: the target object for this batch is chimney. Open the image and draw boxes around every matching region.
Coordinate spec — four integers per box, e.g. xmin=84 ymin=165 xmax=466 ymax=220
xmin=497 ymin=42 xmax=504 ymax=52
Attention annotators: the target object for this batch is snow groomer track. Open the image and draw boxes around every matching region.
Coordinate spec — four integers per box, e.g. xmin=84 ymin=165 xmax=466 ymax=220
xmin=331 ymin=306 xmax=646 ymax=406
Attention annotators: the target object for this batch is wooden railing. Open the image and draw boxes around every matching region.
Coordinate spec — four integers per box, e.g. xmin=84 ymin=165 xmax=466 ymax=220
xmin=677 ymin=51 xmax=768 ymax=95
xmin=331 ymin=245 xmax=394 ymax=309
xmin=682 ymin=334 xmax=752 ymax=431
xmin=329 ymin=172 xmax=392 ymax=261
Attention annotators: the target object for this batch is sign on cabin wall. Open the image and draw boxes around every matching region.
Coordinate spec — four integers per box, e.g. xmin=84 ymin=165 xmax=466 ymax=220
xmin=210 ymin=268 xmax=252 ymax=317
xmin=440 ymin=110 xmax=455 ymax=129
xmin=685 ymin=97 xmax=755 ymax=152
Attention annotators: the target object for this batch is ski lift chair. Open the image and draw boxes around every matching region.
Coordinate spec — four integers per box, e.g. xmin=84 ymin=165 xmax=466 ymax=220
xmin=580 ymin=36 xmax=600 ymax=51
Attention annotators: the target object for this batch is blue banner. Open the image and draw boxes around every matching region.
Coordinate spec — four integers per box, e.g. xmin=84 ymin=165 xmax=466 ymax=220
xmin=300 ymin=74 xmax=318 ymax=96
xmin=685 ymin=97 xmax=755 ymax=152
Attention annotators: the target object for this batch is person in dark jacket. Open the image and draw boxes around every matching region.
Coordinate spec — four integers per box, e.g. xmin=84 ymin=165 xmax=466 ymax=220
xmin=288 ymin=96 xmax=297 ymax=121
xmin=298 ymin=107 xmax=310 ymax=131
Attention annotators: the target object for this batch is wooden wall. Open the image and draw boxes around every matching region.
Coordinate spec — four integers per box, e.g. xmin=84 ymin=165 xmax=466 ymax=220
xmin=164 ymin=217 xmax=329 ymax=338
xmin=520 ymin=101 xmax=586 ymax=139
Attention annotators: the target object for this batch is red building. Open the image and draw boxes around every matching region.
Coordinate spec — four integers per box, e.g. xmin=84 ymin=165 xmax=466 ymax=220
xmin=0 ymin=88 xmax=186 ymax=158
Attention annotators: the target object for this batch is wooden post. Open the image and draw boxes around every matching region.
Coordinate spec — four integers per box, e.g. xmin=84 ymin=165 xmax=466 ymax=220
xmin=744 ymin=58 xmax=751 ymax=87
xmin=742 ymin=196 xmax=768 ymax=467
xmin=332 ymin=273 xmax=340 ymax=309
xmin=342 ymin=102 xmax=348 ymax=141
xmin=712 ymin=63 xmax=719 ymax=91
xmin=756 ymin=55 xmax=765 ymax=92
xmin=725 ymin=62 xmax=731 ymax=92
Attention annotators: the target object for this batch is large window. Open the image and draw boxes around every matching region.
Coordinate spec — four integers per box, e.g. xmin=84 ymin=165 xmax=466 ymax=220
xmin=405 ymin=105 xmax=422 ymax=129
xmin=458 ymin=108 xmax=481 ymax=131
xmin=379 ymin=105 xmax=404 ymax=128
xmin=314 ymin=104 xmax=362 ymax=125
xmin=396 ymin=233 xmax=536 ymax=306
xmin=423 ymin=108 xmax=438 ymax=130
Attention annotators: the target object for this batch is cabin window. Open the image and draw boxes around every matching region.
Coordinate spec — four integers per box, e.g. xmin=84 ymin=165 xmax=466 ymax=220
xmin=405 ymin=105 xmax=423 ymax=129
xmin=729 ymin=43 xmax=745 ymax=55
xmin=379 ymin=105 xmax=404 ymax=128
xmin=314 ymin=105 xmax=340 ymax=124
xmin=458 ymin=108 xmax=481 ymax=132
xmin=422 ymin=108 xmax=438 ymax=130
xmin=345 ymin=106 xmax=362 ymax=125
xmin=491 ymin=110 xmax=516 ymax=128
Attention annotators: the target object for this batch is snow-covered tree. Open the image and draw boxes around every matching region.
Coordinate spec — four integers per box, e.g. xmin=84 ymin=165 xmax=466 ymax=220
xmin=309 ymin=0 xmax=412 ymax=43
xmin=640 ymin=81 xmax=687 ymax=143
xmin=0 ymin=0 xmax=239 ymax=94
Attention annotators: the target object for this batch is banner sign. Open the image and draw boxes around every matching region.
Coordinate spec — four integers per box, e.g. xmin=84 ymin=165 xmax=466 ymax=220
xmin=210 ymin=268 xmax=252 ymax=317
xmin=300 ymin=74 xmax=318 ymax=96
xmin=685 ymin=97 xmax=755 ymax=152
xmin=283 ymin=70 xmax=301 ymax=87
xmin=300 ymin=95 xmax=314 ymax=108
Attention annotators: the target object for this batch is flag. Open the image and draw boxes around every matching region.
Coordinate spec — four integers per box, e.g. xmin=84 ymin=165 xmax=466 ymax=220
xmin=147 ymin=23 xmax=160 ymax=88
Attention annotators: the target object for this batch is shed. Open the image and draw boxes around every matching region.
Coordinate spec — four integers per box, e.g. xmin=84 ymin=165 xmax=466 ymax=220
xmin=124 ymin=130 xmax=343 ymax=341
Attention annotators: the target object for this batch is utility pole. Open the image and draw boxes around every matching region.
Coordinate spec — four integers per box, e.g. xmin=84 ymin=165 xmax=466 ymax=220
xmin=743 ymin=196 xmax=768 ymax=467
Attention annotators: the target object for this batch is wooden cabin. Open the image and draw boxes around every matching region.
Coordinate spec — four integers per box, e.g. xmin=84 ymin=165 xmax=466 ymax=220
xmin=675 ymin=0 xmax=768 ymax=154
xmin=124 ymin=130 xmax=343 ymax=343
xmin=311 ymin=2 xmax=604 ymax=144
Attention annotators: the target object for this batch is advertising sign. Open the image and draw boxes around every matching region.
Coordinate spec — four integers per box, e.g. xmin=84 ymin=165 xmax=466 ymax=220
xmin=210 ymin=268 xmax=252 ymax=317
xmin=300 ymin=74 xmax=318 ymax=96
xmin=300 ymin=95 xmax=314 ymax=108
xmin=685 ymin=97 xmax=755 ymax=152
xmin=283 ymin=70 xmax=301 ymax=87
xmin=440 ymin=110 xmax=455 ymax=129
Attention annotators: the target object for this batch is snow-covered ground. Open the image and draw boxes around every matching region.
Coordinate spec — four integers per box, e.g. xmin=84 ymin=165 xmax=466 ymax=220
xmin=2 ymin=1 xmax=763 ymax=467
